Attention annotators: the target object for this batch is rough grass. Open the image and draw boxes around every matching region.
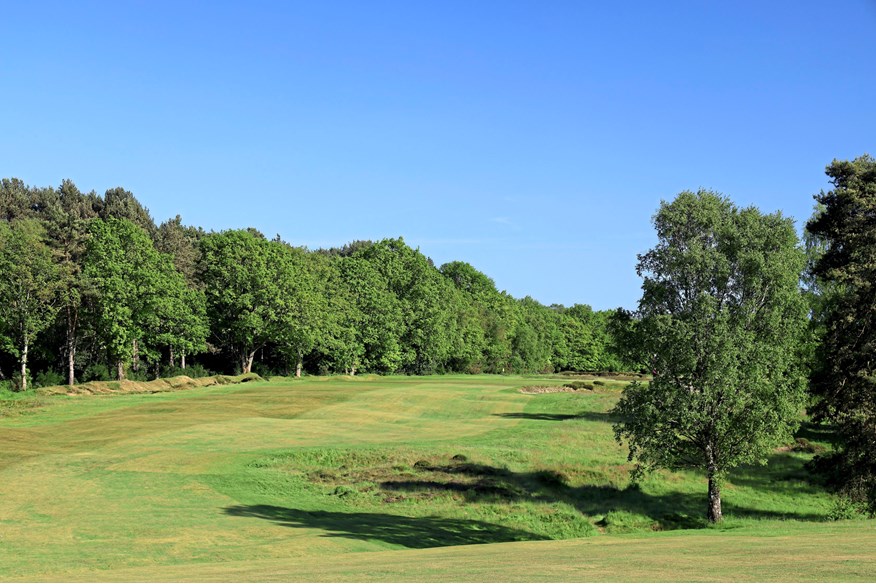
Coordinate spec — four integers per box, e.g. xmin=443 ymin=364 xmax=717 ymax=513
xmin=0 ymin=374 xmax=871 ymax=582
xmin=35 ymin=372 xmax=263 ymax=396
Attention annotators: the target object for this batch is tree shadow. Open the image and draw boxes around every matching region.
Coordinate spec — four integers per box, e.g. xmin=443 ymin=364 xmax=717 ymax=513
xmin=494 ymin=412 xmax=581 ymax=421
xmin=223 ymin=504 xmax=545 ymax=548
xmin=493 ymin=411 xmax=619 ymax=423
xmin=795 ymin=421 xmax=837 ymax=445
xmin=378 ymin=459 xmax=826 ymax=526
xmin=575 ymin=411 xmax=622 ymax=423
xmin=731 ymin=453 xmax=819 ymax=491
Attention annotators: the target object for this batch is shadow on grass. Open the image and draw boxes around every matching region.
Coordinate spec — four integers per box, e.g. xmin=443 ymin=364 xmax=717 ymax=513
xmin=731 ymin=454 xmax=821 ymax=494
xmin=379 ymin=459 xmax=826 ymax=527
xmin=493 ymin=411 xmax=619 ymax=423
xmin=795 ymin=421 xmax=837 ymax=445
xmin=223 ymin=504 xmax=545 ymax=547
xmin=494 ymin=412 xmax=581 ymax=421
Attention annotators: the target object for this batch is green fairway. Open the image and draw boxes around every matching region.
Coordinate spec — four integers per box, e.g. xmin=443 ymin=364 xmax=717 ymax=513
xmin=0 ymin=375 xmax=872 ymax=582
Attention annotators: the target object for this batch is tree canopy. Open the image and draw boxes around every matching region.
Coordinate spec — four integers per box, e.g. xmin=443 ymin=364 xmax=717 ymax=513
xmin=806 ymin=155 xmax=876 ymax=512
xmin=612 ymin=190 xmax=808 ymax=522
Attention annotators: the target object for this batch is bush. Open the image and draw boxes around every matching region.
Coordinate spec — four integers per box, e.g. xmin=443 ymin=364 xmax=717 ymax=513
xmin=827 ymin=496 xmax=867 ymax=521
xmin=564 ymin=381 xmax=594 ymax=391
xmin=252 ymin=362 xmax=283 ymax=378
xmin=161 ymin=363 xmax=214 ymax=379
xmin=82 ymin=363 xmax=113 ymax=382
xmin=126 ymin=368 xmax=149 ymax=382
xmin=11 ymin=371 xmax=27 ymax=392
xmin=34 ymin=370 xmax=65 ymax=388
xmin=791 ymin=437 xmax=826 ymax=454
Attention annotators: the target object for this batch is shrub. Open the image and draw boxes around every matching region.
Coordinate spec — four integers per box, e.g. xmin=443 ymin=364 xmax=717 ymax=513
xmin=161 ymin=363 xmax=214 ymax=379
xmin=11 ymin=371 xmax=27 ymax=392
xmin=82 ymin=363 xmax=113 ymax=382
xmin=563 ymin=381 xmax=594 ymax=391
xmin=827 ymin=496 xmax=867 ymax=521
xmin=126 ymin=368 xmax=149 ymax=382
xmin=34 ymin=370 xmax=65 ymax=388
xmin=791 ymin=437 xmax=827 ymax=454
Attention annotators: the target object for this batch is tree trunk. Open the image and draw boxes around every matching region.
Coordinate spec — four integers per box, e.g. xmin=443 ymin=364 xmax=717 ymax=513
xmin=181 ymin=352 xmax=186 ymax=369
xmin=704 ymin=443 xmax=723 ymax=522
xmin=707 ymin=474 xmax=722 ymax=522
xmin=67 ymin=342 xmax=76 ymax=386
xmin=169 ymin=346 xmax=175 ymax=368
xmin=20 ymin=334 xmax=28 ymax=391
xmin=117 ymin=361 xmax=126 ymax=380
xmin=66 ymin=305 xmax=78 ymax=386
xmin=132 ymin=339 xmax=140 ymax=372
xmin=242 ymin=351 xmax=255 ymax=374
xmin=295 ymin=350 xmax=302 ymax=378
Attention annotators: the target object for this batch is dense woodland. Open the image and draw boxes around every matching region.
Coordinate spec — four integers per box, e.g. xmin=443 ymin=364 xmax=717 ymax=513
xmin=0 ymin=177 xmax=640 ymax=390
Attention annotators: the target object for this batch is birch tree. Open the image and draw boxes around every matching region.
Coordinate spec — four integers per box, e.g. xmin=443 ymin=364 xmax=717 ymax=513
xmin=612 ymin=190 xmax=808 ymax=522
xmin=0 ymin=220 xmax=61 ymax=390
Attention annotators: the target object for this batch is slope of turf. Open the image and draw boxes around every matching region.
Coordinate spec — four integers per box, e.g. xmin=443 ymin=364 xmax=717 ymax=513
xmin=0 ymin=375 xmax=870 ymax=581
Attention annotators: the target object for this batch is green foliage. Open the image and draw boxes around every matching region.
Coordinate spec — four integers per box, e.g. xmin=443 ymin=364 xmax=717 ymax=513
xmin=99 ymin=186 xmax=157 ymax=236
xmin=564 ymin=381 xmax=594 ymax=390
xmin=33 ymin=370 xmax=65 ymax=388
xmin=806 ymin=155 xmax=876 ymax=512
xmin=612 ymin=190 xmax=808 ymax=522
xmin=198 ymin=229 xmax=287 ymax=373
xmin=81 ymin=362 xmax=113 ymax=382
xmin=0 ymin=219 xmax=62 ymax=390
xmin=84 ymin=218 xmax=205 ymax=379
xmin=0 ymin=173 xmax=755 ymax=387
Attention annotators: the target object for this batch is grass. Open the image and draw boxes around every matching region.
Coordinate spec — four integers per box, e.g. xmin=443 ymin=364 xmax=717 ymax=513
xmin=0 ymin=374 xmax=872 ymax=581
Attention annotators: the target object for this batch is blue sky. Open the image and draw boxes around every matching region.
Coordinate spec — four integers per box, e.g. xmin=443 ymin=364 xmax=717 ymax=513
xmin=2 ymin=1 xmax=874 ymax=309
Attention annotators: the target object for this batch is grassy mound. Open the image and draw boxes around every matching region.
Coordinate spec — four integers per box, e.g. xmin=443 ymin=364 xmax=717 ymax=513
xmin=35 ymin=372 xmax=263 ymax=396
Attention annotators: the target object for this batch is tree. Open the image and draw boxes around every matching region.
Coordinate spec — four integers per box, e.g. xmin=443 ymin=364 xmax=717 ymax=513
xmin=148 ymin=257 xmax=208 ymax=371
xmin=806 ymin=155 xmax=876 ymax=511
xmin=155 ymin=215 xmax=203 ymax=286
xmin=198 ymin=229 xmax=285 ymax=374
xmin=354 ymin=239 xmax=455 ymax=374
xmin=272 ymin=241 xmax=323 ymax=377
xmin=84 ymin=218 xmax=182 ymax=379
xmin=336 ymin=254 xmax=404 ymax=373
xmin=307 ymin=253 xmax=363 ymax=375
xmin=0 ymin=178 xmax=35 ymax=222
xmin=440 ymin=261 xmax=515 ymax=373
xmin=0 ymin=220 xmax=62 ymax=390
xmin=612 ymin=190 xmax=808 ymax=522
xmin=99 ymin=187 xmax=157 ymax=237
xmin=43 ymin=179 xmax=98 ymax=384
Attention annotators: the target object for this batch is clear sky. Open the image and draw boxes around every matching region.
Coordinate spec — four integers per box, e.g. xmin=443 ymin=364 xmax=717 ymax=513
xmin=2 ymin=1 xmax=874 ymax=310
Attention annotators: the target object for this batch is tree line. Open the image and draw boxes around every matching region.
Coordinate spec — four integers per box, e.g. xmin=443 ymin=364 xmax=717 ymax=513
xmin=2 ymin=154 xmax=874 ymax=520
xmin=0 ymin=178 xmax=639 ymax=390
